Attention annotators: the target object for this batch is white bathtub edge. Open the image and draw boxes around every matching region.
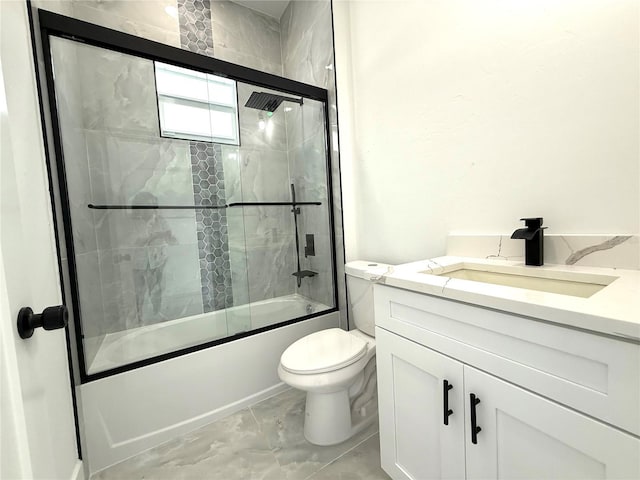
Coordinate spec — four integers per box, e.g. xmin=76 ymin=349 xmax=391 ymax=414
xmin=90 ymin=382 xmax=290 ymax=476
xmin=115 ymin=382 xmax=290 ymax=449
xmin=81 ymin=312 xmax=339 ymax=475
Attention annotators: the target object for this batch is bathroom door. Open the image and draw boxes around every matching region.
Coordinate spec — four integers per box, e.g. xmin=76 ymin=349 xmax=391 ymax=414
xmin=0 ymin=1 xmax=79 ymax=478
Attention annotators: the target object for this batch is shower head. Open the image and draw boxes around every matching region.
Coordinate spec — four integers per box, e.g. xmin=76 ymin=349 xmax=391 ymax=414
xmin=244 ymin=92 xmax=303 ymax=113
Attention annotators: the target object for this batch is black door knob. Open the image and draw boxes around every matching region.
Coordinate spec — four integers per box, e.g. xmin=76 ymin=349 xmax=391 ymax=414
xmin=17 ymin=305 xmax=68 ymax=339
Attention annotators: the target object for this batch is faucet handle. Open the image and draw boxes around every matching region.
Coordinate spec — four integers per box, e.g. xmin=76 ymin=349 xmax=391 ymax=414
xmin=519 ymin=217 xmax=543 ymax=229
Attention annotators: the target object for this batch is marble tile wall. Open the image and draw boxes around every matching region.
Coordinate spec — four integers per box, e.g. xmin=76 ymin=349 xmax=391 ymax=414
xmin=210 ymin=1 xmax=283 ymax=75
xmin=48 ymin=36 xmax=106 ymax=367
xmin=63 ymin=1 xmax=282 ymax=77
xmin=234 ymin=83 xmax=298 ymax=307
xmin=287 ymin=103 xmax=334 ymax=308
xmin=76 ymin=45 xmax=160 ymax=136
xmin=219 ymin=148 xmax=251 ymax=333
xmin=86 ymin=130 xmax=203 ymax=333
xmin=176 ymin=0 xmax=234 ymax=313
xmin=49 ymin=37 xmax=204 ymax=353
xmin=70 ymin=0 xmax=181 ymax=47
xmin=41 ymin=0 xmax=347 ymax=338
xmin=281 ymin=1 xmax=335 ymax=88
xmin=208 ymin=1 xmax=341 ymax=312
xmin=175 ymin=0 xmax=317 ymax=313
xmin=280 ymin=1 xmax=344 ymax=314
xmin=78 ymin=41 xmax=203 ymax=335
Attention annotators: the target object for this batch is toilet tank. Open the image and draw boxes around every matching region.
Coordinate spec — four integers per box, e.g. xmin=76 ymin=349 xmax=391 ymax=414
xmin=345 ymin=261 xmax=392 ymax=337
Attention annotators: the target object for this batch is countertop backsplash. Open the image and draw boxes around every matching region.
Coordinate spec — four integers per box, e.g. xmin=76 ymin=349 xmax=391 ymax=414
xmin=447 ymin=234 xmax=640 ymax=271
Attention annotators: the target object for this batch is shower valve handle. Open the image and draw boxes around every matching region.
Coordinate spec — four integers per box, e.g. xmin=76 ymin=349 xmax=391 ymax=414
xmin=17 ymin=305 xmax=68 ymax=339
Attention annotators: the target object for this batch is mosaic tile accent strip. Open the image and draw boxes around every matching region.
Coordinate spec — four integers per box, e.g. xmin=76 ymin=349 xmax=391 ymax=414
xmin=178 ymin=0 xmax=233 ymax=311
xmin=177 ymin=0 xmax=214 ymax=56
xmin=191 ymin=143 xmax=233 ymax=311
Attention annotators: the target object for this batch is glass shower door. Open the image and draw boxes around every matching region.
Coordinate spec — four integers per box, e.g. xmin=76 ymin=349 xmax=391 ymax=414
xmin=231 ymin=82 xmax=336 ymax=328
xmin=48 ymin=36 xmax=248 ymax=375
xmin=44 ymin=22 xmax=337 ymax=379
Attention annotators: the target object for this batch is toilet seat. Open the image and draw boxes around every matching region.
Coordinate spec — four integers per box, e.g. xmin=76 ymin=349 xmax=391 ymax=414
xmin=280 ymin=328 xmax=368 ymax=375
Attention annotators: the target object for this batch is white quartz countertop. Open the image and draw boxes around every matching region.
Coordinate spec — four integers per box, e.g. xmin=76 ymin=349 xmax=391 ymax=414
xmin=378 ymin=256 xmax=640 ymax=341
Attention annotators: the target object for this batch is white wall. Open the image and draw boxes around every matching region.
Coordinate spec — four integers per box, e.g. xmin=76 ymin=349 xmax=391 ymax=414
xmin=335 ymin=0 xmax=640 ymax=265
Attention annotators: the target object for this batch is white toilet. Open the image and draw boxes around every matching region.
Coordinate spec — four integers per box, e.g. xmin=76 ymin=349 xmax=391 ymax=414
xmin=278 ymin=261 xmax=391 ymax=446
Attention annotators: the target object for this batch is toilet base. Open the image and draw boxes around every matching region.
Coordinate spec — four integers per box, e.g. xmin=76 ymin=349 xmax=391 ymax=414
xmin=303 ymin=390 xmax=378 ymax=446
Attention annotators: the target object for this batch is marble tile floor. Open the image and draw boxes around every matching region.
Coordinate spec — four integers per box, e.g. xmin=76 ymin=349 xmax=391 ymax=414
xmin=92 ymin=387 xmax=390 ymax=480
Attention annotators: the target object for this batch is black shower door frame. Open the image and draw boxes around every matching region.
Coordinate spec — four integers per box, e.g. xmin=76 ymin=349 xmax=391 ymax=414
xmin=38 ymin=9 xmax=339 ymax=383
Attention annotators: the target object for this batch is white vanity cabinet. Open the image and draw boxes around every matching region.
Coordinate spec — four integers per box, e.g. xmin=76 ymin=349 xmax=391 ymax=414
xmin=376 ymin=327 xmax=465 ymax=479
xmin=464 ymin=366 xmax=639 ymax=480
xmin=375 ymin=285 xmax=640 ymax=480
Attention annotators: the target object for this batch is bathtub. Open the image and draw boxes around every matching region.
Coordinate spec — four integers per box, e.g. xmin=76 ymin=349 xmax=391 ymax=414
xmin=87 ymin=294 xmax=327 ymax=374
xmin=80 ymin=294 xmax=338 ymax=474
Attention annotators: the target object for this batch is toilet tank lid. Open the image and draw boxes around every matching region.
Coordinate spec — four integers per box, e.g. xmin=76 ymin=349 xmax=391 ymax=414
xmin=345 ymin=261 xmax=393 ymax=280
xmin=280 ymin=328 xmax=367 ymax=375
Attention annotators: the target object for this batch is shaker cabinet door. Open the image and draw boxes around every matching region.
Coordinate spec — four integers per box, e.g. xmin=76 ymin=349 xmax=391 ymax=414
xmin=464 ymin=365 xmax=640 ymax=480
xmin=376 ymin=327 xmax=465 ymax=480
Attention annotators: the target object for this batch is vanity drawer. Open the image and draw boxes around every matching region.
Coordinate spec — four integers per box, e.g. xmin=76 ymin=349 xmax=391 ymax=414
xmin=374 ymin=284 xmax=640 ymax=437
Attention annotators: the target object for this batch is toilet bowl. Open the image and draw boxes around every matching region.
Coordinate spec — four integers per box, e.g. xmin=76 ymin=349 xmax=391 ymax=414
xmin=277 ymin=261 xmax=391 ymax=446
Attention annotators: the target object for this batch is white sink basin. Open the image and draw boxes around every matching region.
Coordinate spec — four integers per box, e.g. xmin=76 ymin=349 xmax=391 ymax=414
xmin=422 ymin=262 xmax=618 ymax=298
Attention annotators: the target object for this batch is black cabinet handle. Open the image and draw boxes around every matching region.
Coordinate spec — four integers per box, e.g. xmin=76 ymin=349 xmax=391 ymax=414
xmin=470 ymin=393 xmax=482 ymax=444
xmin=443 ymin=379 xmax=454 ymax=425
xmin=17 ymin=305 xmax=68 ymax=339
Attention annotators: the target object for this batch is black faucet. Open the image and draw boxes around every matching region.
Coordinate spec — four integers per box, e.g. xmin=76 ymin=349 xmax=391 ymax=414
xmin=510 ymin=217 xmax=547 ymax=266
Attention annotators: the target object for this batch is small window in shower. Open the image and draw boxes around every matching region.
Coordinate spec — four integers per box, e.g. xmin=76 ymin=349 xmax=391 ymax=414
xmin=155 ymin=62 xmax=240 ymax=145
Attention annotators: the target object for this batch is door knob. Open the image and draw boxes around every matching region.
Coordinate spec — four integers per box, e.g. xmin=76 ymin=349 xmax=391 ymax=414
xmin=17 ymin=305 xmax=68 ymax=339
